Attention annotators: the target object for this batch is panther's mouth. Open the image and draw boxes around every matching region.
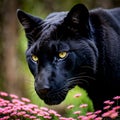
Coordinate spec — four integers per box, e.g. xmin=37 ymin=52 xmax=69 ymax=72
xmin=35 ymin=77 xmax=77 ymax=105
xmin=35 ymin=87 xmax=70 ymax=105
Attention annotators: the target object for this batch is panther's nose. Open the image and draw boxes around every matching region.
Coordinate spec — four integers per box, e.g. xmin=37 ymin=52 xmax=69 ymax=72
xmin=39 ymin=88 xmax=50 ymax=94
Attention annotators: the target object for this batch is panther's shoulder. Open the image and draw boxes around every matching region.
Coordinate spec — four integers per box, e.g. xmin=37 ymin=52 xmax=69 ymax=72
xmin=89 ymin=7 xmax=120 ymax=26
xmin=90 ymin=7 xmax=120 ymax=16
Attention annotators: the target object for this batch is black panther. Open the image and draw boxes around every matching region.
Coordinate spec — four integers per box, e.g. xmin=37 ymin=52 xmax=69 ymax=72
xmin=17 ymin=4 xmax=120 ymax=110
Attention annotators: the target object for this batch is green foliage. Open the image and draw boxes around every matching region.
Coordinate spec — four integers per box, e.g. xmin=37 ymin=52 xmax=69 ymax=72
xmin=64 ymin=86 xmax=94 ymax=117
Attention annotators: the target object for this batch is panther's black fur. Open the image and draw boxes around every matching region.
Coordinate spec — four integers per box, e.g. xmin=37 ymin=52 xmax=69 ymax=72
xmin=17 ymin=4 xmax=120 ymax=110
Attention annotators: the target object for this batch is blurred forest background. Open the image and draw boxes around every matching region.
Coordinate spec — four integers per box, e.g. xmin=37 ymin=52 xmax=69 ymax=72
xmin=0 ymin=0 xmax=120 ymax=115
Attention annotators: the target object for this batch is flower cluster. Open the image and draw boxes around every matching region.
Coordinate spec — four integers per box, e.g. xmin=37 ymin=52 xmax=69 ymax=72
xmin=66 ymin=94 xmax=120 ymax=120
xmin=0 ymin=91 xmax=61 ymax=120
xmin=0 ymin=91 xmax=120 ymax=120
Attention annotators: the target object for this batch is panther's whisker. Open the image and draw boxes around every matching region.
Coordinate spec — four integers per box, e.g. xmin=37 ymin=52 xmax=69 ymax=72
xmin=67 ymin=75 xmax=95 ymax=81
xmin=68 ymin=78 xmax=89 ymax=85
xmin=76 ymin=72 xmax=87 ymax=75
xmin=66 ymin=79 xmax=88 ymax=88
xmin=80 ymin=66 xmax=94 ymax=70
xmin=59 ymin=90 xmax=67 ymax=98
xmin=67 ymin=74 xmax=84 ymax=81
xmin=80 ymin=76 xmax=95 ymax=80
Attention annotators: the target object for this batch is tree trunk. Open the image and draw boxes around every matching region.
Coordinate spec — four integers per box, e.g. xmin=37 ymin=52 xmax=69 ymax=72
xmin=91 ymin=0 xmax=113 ymax=8
xmin=2 ymin=0 xmax=21 ymax=95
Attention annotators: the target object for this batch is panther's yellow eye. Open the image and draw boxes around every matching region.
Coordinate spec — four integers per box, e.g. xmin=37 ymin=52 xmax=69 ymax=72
xmin=58 ymin=52 xmax=67 ymax=59
xmin=31 ymin=55 xmax=38 ymax=62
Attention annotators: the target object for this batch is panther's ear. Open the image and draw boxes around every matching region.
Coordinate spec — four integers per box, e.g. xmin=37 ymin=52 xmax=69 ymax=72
xmin=64 ymin=4 xmax=90 ymax=36
xmin=17 ymin=9 xmax=43 ymax=45
xmin=17 ymin=9 xmax=43 ymax=32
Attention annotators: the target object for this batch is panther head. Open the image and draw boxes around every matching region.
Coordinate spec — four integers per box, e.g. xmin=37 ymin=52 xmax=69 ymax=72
xmin=17 ymin=4 xmax=97 ymax=105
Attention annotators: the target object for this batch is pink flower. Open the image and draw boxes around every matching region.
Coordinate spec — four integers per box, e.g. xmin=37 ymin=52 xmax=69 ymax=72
xmin=86 ymin=112 xmax=93 ymax=116
xmin=23 ymin=114 xmax=31 ymax=118
xmin=77 ymin=116 xmax=88 ymax=120
xmin=104 ymin=100 xmax=111 ymax=104
xmin=103 ymin=105 xmax=111 ymax=110
xmin=113 ymin=96 xmax=120 ymax=100
xmin=9 ymin=94 xmax=19 ymax=99
xmin=87 ymin=114 xmax=97 ymax=119
xmin=27 ymin=103 xmax=38 ymax=109
xmin=43 ymin=111 xmax=50 ymax=116
xmin=38 ymin=112 xmax=44 ymax=117
xmin=73 ymin=93 xmax=82 ymax=98
xmin=10 ymin=111 xmax=17 ymax=116
xmin=73 ymin=111 xmax=81 ymax=115
xmin=40 ymin=107 xmax=48 ymax=111
xmin=67 ymin=104 xmax=75 ymax=109
xmin=113 ymin=106 xmax=120 ymax=111
xmin=102 ymin=111 xmax=110 ymax=117
xmin=0 ymin=108 xmax=3 ymax=113
xmin=0 ymin=92 xmax=8 ymax=97
xmin=21 ymin=97 xmax=31 ymax=103
xmin=108 ymin=101 xmax=115 ymax=105
xmin=67 ymin=117 xmax=76 ymax=120
xmin=17 ymin=111 xmax=26 ymax=116
xmin=29 ymin=116 xmax=37 ymax=119
xmin=12 ymin=99 xmax=25 ymax=105
xmin=79 ymin=104 xmax=88 ymax=108
xmin=102 ymin=110 xmax=115 ymax=118
xmin=43 ymin=116 xmax=51 ymax=119
xmin=104 ymin=100 xmax=114 ymax=105
xmin=29 ymin=109 xmax=38 ymax=114
xmin=95 ymin=117 xmax=102 ymax=120
xmin=59 ymin=117 xmax=67 ymax=120
xmin=110 ymin=112 xmax=118 ymax=119
xmin=54 ymin=113 xmax=61 ymax=117
xmin=94 ymin=110 xmax=102 ymax=115
xmin=59 ymin=117 xmax=74 ymax=120
xmin=1 ymin=116 xmax=10 ymax=120
xmin=49 ymin=109 xmax=57 ymax=115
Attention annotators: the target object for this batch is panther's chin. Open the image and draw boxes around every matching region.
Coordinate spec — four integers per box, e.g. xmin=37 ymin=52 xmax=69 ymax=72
xmin=44 ymin=97 xmax=64 ymax=105
xmin=36 ymin=89 xmax=68 ymax=105
xmin=43 ymin=93 xmax=67 ymax=105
